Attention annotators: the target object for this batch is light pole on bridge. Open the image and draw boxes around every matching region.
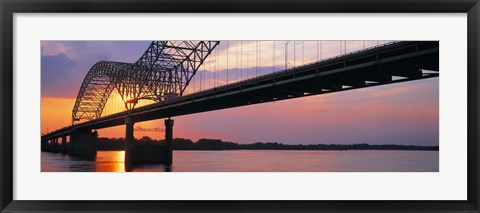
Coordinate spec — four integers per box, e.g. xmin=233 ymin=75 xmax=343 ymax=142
xmin=285 ymin=41 xmax=290 ymax=70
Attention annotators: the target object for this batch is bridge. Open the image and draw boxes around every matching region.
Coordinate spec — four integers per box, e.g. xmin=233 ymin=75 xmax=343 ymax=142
xmin=41 ymin=40 xmax=439 ymax=165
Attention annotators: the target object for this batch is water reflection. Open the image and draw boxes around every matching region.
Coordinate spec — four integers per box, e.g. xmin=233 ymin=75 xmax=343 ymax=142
xmin=94 ymin=151 xmax=125 ymax=172
xmin=125 ymin=163 xmax=172 ymax=172
xmin=42 ymin=151 xmax=172 ymax=172
xmin=41 ymin=150 xmax=439 ymax=172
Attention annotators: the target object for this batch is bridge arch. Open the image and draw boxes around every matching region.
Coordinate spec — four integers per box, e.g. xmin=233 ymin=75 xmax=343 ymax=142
xmin=72 ymin=41 xmax=220 ymax=124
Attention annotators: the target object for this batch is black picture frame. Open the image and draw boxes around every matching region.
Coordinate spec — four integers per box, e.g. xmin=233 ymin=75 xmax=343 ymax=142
xmin=1 ymin=0 xmax=479 ymax=212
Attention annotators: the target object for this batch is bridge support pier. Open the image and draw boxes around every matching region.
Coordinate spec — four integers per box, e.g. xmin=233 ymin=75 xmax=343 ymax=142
xmin=48 ymin=139 xmax=55 ymax=153
xmin=124 ymin=117 xmax=135 ymax=164
xmin=47 ymin=139 xmax=51 ymax=152
xmin=56 ymin=138 xmax=61 ymax=153
xmin=61 ymin=135 xmax=68 ymax=155
xmin=41 ymin=139 xmax=48 ymax=152
xmin=54 ymin=139 xmax=57 ymax=152
xmin=45 ymin=139 xmax=50 ymax=152
xmin=123 ymin=117 xmax=174 ymax=165
xmin=164 ymin=118 xmax=174 ymax=165
xmin=69 ymin=129 xmax=97 ymax=158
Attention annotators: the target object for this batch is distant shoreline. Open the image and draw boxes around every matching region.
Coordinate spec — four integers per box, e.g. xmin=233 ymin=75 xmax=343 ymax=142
xmin=97 ymin=137 xmax=439 ymax=151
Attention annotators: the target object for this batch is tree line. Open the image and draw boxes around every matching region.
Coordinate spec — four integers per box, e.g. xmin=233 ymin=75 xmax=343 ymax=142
xmin=97 ymin=137 xmax=439 ymax=151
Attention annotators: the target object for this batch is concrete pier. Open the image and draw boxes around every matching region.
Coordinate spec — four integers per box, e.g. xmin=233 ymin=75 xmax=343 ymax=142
xmin=48 ymin=139 xmax=55 ymax=152
xmin=53 ymin=138 xmax=60 ymax=153
xmin=41 ymin=139 xmax=48 ymax=152
xmin=124 ymin=117 xmax=135 ymax=164
xmin=124 ymin=117 xmax=173 ymax=165
xmin=69 ymin=129 xmax=97 ymax=157
xmin=164 ymin=118 xmax=174 ymax=165
xmin=61 ymin=135 xmax=68 ymax=154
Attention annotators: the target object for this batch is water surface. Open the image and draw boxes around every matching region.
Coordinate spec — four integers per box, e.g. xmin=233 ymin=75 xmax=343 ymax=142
xmin=41 ymin=150 xmax=438 ymax=172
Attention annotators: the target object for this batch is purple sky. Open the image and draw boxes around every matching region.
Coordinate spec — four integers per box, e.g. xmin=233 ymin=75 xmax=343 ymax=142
xmin=41 ymin=41 xmax=439 ymax=146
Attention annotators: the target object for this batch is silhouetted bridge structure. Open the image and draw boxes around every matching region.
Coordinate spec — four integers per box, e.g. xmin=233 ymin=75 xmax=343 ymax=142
xmin=41 ymin=41 xmax=439 ymax=165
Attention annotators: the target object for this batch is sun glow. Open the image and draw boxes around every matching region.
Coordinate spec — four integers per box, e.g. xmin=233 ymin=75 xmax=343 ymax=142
xmin=102 ymin=90 xmax=156 ymax=117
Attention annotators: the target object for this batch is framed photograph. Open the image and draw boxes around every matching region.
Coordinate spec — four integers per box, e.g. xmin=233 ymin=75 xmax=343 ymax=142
xmin=1 ymin=0 xmax=479 ymax=212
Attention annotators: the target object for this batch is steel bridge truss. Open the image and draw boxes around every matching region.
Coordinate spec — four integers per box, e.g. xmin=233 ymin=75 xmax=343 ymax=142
xmin=72 ymin=41 xmax=220 ymax=124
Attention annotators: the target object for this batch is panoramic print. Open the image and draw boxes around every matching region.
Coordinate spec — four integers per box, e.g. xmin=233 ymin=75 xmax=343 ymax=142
xmin=41 ymin=40 xmax=439 ymax=172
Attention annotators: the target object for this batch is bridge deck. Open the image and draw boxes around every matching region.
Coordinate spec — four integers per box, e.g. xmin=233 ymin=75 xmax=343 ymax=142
xmin=43 ymin=41 xmax=439 ymax=139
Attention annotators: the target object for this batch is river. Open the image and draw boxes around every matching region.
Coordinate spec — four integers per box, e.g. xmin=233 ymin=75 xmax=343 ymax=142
xmin=41 ymin=150 xmax=438 ymax=172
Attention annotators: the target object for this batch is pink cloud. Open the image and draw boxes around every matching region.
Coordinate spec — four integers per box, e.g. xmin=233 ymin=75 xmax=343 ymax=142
xmin=41 ymin=41 xmax=75 ymax=59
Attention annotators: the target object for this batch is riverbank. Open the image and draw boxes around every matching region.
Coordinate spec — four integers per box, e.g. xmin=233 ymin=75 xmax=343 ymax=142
xmin=97 ymin=137 xmax=439 ymax=151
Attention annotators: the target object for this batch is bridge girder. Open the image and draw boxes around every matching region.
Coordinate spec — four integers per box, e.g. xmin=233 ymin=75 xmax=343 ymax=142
xmin=72 ymin=41 xmax=220 ymax=125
